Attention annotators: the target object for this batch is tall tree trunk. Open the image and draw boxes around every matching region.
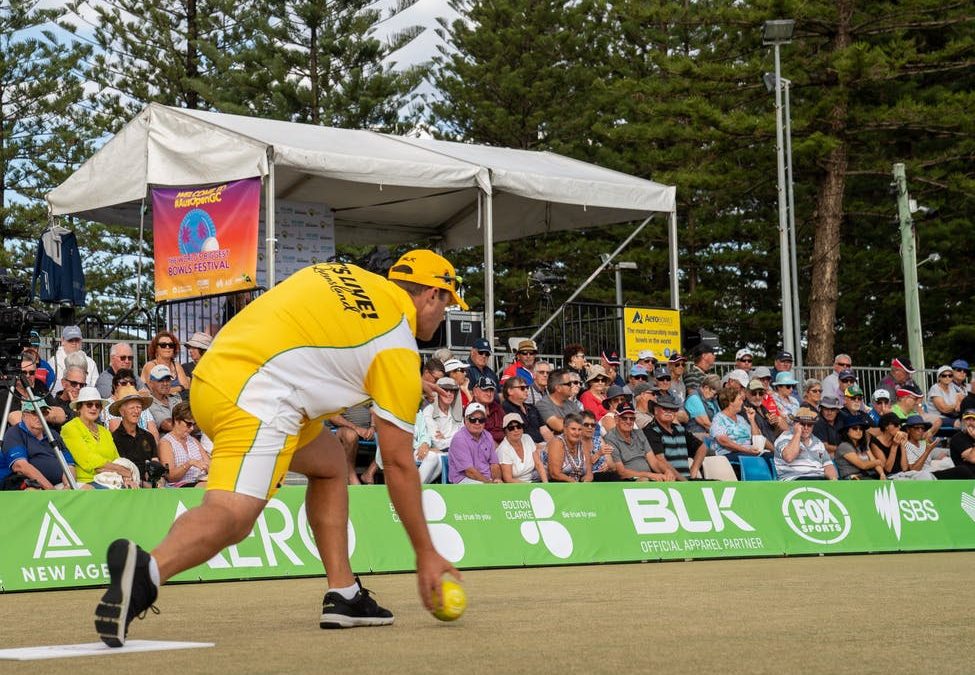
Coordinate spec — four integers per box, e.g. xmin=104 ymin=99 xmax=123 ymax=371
xmin=806 ymin=0 xmax=852 ymax=366
xmin=186 ymin=0 xmax=199 ymax=109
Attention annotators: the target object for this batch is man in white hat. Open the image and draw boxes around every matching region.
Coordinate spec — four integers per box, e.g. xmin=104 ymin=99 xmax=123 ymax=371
xmin=447 ymin=402 xmax=500 ymax=484
xmin=95 ymin=250 xmax=464 ymax=646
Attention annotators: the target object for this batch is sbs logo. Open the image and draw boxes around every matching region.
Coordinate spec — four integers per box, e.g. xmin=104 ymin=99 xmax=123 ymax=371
xmin=520 ymin=488 xmax=573 ymax=559
xmin=781 ymin=487 xmax=851 ymax=545
xmin=874 ymin=483 xmax=940 ymax=541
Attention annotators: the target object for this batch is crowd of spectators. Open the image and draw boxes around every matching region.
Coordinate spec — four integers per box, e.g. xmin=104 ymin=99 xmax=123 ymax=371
xmin=5 ymin=326 xmax=975 ymax=490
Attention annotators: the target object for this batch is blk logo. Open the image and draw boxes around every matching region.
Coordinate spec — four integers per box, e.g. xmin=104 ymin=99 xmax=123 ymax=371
xmin=520 ymin=489 xmax=573 ymax=559
xmin=624 ymin=487 xmax=754 ymax=535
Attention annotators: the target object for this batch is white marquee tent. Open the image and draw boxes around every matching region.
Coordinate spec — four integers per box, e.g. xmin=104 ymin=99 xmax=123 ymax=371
xmin=47 ymin=103 xmax=678 ymax=343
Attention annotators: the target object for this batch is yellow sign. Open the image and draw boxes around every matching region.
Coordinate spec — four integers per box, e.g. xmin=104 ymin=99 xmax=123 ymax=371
xmin=623 ymin=307 xmax=682 ymax=361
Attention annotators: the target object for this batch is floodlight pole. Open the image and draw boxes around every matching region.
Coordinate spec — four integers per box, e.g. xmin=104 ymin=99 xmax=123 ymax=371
xmin=893 ymin=163 xmax=926 ymax=384
xmin=783 ymin=78 xmax=803 ymax=374
xmin=771 ymin=41 xmax=794 ymax=357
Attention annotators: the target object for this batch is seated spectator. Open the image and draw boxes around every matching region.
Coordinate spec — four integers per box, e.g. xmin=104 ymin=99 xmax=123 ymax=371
xmin=624 ymin=364 xmax=650 ymax=395
xmin=563 ymin=343 xmax=589 ymax=382
xmin=878 ymin=356 xmax=914 ymax=396
xmin=579 ymin=365 xmax=611 ymax=420
xmin=502 ymin=376 xmax=550 ymax=446
xmin=600 ymin=347 xmax=624 ymax=387
xmin=667 ymin=353 xmax=687 ymax=403
xmin=836 ymin=368 xmax=858 ymax=397
xmin=603 ymin=404 xmax=665 ymax=481
xmin=599 ymin=384 xmax=632 ymax=433
xmin=547 ymin=413 xmax=592 ymax=482
xmin=23 ymin=330 xmax=55 ymax=391
xmin=472 ymin=377 xmax=504 ymax=444
xmin=61 ymin=387 xmax=138 ymax=488
xmin=902 ymin=414 xmax=962 ymax=478
xmin=423 ymin=378 xmax=464 ymax=453
xmin=496 ymin=413 xmax=547 ymax=483
xmin=710 ymin=386 xmax=764 ymax=460
xmin=52 ymin=325 xmax=98 ymax=393
xmin=104 ymin=369 xmax=160 ymax=442
xmin=536 ymin=368 xmax=582 ymax=435
xmin=839 ymin=384 xmax=867 ymax=423
xmin=140 ymin=331 xmax=190 ymax=397
xmin=158 ymin=402 xmax=209 ymax=488
xmin=893 ymin=382 xmax=942 ymax=436
xmin=867 ymin=389 xmax=893 ymax=426
xmin=443 ymin=358 xmax=471 ymax=408
xmin=582 ymin=409 xmax=616 ymax=481
xmin=1 ymin=400 xmax=75 ymax=490
xmin=48 ymin=364 xmax=85 ymax=431
xmin=813 ymin=396 xmax=843 ymax=456
xmin=683 ymin=344 xmax=715 ymax=396
xmin=146 ymin=364 xmax=182 ymax=433
xmin=927 ymin=365 xmax=964 ymax=428
xmin=773 ymin=407 xmax=838 ymax=481
xmin=722 ymin=368 xmax=750 ymax=393
xmin=528 ymin=361 xmax=551 ymax=406
xmin=821 ymin=354 xmax=853 ymax=401
xmin=635 ymin=349 xmax=658 ymax=373
xmin=8 ymin=354 xmax=65 ymax=428
xmin=744 ymin=378 xmax=785 ymax=450
xmin=770 ymin=371 xmax=800 ymax=418
xmin=466 ymin=339 xmax=499 ymax=392
xmin=947 ymin=409 xmax=975 ymax=478
xmin=412 ymin=408 xmax=442 ymax=483
xmin=643 ymin=394 xmax=705 ymax=480
xmin=685 ymin=373 xmax=720 ymax=442
xmin=432 ymin=347 xmax=454 ymax=365
xmin=447 ymin=402 xmax=501 ymax=484
xmin=950 ymin=359 xmax=971 ymax=413
xmin=632 ymin=382 xmax=657 ymax=430
xmin=773 ymin=350 xmax=794 ymax=377
xmin=802 ymin=379 xmax=823 ymax=411
xmin=734 ymin=347 xmax=754 ymax=374
xmin=181 ymin=332 xmax=212 ymax=386
xmin=95 ymin=342 xmax=143 ymax=397
xmin=870 ymin=412 xmax=910 ymax=477
xmin=420 ymin=357 xmax=446 ymax=406
xmin=501 ymin=339 xmax=538 ymax=386
xmin=109 ymin=387 xmax=159 ymax=486
xmin=328 ymin=403 xmax=375 ymax=485
xmin=834 ymin=414 xmax=884 ymax=479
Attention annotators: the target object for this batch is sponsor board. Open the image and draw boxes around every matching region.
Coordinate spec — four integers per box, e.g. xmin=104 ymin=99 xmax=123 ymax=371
xmin=2 ymin=482 xmax=974 ymax=592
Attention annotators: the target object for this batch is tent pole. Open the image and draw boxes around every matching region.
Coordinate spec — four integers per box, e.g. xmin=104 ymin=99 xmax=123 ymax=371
xmin=483 ymin=189 xmax=495 ymax=349
xmin=136 ymin=198 xmax=146 ymax=308
xmin=530 ymin=215 xmax=653 ymax=343
xmin=265 ymin=150 xmax=276 ymax=287
xmin=668 ymin=210 xmax=680 ymax=310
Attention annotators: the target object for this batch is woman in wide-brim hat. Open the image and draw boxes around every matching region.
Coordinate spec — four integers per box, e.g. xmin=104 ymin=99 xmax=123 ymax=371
xmin=61 ymin=387 xmax=138 ymax=487
xmin=834 ymin=413 xmax=884 ymax=480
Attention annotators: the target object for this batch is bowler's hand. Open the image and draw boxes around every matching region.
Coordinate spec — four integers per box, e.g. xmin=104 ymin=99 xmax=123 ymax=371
xmin=416 ymin=549 xmax=461 ymax=611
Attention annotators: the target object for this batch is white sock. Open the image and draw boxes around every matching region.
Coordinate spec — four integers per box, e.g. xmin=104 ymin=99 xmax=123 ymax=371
xmin=330 ymin=582 xmax=360 ymax=600
xmin=148 ymin=556 xmax=161 ymax=589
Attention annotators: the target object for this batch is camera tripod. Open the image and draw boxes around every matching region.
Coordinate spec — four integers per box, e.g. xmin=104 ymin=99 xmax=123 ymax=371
xmin=0 ymin=375 xmax=78 ymax=490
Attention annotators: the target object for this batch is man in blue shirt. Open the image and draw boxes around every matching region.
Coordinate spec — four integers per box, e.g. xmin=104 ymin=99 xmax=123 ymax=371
xmin=465 ymin=338 xmax=499 ymax=391
xmin=1 ymin=400 xmax=74 ymax=490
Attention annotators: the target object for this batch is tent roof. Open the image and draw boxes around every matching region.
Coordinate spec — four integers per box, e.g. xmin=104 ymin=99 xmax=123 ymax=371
xmin=47 ymin=103 xmax=675 ymax=248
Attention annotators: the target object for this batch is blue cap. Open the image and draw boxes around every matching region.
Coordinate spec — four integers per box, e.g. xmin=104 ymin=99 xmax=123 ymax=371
xmin=629 ymin=365 xmax=648 ymax=377
xmin=951 ymin=359 xmax=970 ymax=371
xmin=838 ymin=369 xmax=856 ymax=382
xmin=773 ymin=371 xmax=798 ymax=386
xmin=472 ymin=338 xmax=491 ymax=353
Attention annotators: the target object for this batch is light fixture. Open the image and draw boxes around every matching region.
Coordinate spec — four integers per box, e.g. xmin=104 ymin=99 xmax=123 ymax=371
xmin=762 ymin=19 xmax=795 ymax=45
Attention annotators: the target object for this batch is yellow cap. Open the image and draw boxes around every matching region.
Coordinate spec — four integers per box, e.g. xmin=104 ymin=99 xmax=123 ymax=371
xmin=388 ymin=249 xmax=469 ymax=310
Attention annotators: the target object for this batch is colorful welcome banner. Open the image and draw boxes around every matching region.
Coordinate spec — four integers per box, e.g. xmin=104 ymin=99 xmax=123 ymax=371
xmin=151 ymin=177 xmax=262 ymax=301
xmin=2 ymin=481 xmax=974 ymax=592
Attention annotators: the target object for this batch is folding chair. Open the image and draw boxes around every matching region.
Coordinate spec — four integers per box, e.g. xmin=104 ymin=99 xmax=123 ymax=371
xmin=701 ymin=455 xmax=738 ymax=481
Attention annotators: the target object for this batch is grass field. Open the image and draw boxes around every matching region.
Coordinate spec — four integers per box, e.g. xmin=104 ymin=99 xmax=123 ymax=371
xmin=4 ymin=553 xmax=972 ymax=674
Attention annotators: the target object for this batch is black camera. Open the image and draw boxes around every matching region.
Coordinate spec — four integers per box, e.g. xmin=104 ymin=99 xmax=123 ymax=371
xmin=0 ymin=269 xmax=74 ymax=378
xmin=145 ymin=459 xmax=169 ymax=488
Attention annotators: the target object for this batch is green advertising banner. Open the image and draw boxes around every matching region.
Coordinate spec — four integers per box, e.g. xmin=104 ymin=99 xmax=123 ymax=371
xmin=2 ymin=481 xmax=974 ymax=592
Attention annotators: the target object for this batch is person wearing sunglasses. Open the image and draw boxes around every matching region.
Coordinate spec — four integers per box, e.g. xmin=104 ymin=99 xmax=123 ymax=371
xmin=95 ymin=342 xmax=143 ymax=398
xmin=821 ymin=353 xmax=853 ymax=401
xmin=49 ymin=365 xmax=88 ymax=432
xmin=496 ymin=413 xmax=547 ymax=483
xmin=891 ymin=383 xmax=942 ymax=438
xmin=146 ymin=365 xmax=183 ymax=434
xmin=96 ymin=249 xmax=466 ymax=646
xmin=140 ymin=331 xmax=190 ymax=397
xmin=61 ymin=386 xmax=138 ymax=488
xmin=528 ymin=361 xmax=552 ymax=406
xmin=548 ymin=413 xmax=592 ymax=482
xmin=773 ymin=406 xmax=837 ymax=481
xmin=158 ymin=402 xmax=209 ymax=489
xmin=579 ymin=365 xmax=612 ymax=421
xmin=501 ymin=376 xmax=550 ymax=447
xmin=465 ymin=338 xmax=499 ymax=394
xmin=501 ymin=339 xmax=539 ymax=387
xmin=833 ymin=413 xmax=885 ymax=480
xmin=52 ymin=325 xmax=99 ymax=394
xmin=8 ymin=354 xmax=66 ymax=429
xmin=447 ymin=402 xmax=501 ymax=484
xmin=927 ymin=365 xmax=965 ymax=429
xmin=535 ymin=368 xmax=584 ymax=435
xmin=643 ymin=393 xmax=705 ymax=480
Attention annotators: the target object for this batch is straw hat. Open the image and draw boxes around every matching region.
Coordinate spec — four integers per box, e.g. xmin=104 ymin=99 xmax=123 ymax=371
xmin=108 ymin=386 xmax=153 ymax=417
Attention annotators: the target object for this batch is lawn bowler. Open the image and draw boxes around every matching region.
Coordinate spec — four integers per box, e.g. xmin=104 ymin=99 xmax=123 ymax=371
xmin=95 ymin=250 xmax=465 ymax=645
